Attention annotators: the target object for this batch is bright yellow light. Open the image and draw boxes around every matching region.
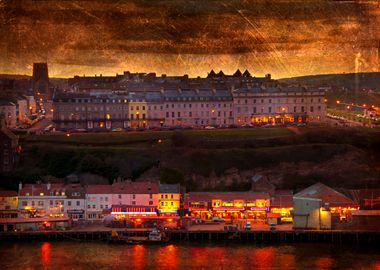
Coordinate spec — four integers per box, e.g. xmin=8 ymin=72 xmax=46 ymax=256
xmin=346 ymin=106 xmax=350 ymax=109
xmin=50 ymin=109 xmax=54 ymax=112
xmin=158 ymin=139 xmax=162 ymax=143
xmin=336 ymin=100 xmax=340 ymax=104
xmin=168 ymin=218 xmax=173 ymax=222
xmin=106 ymin=113 xmax=111 ymax=120
xmin=66 ymin=133 xmax=70 ymax=137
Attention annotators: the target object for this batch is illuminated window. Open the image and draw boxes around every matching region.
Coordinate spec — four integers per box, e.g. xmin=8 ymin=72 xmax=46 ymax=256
xmin=40 ymin=193 xmax=44 ymax=196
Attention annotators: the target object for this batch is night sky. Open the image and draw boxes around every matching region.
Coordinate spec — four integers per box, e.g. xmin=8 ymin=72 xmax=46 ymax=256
xmin=0 ymin=0 xmax=379 ymax=78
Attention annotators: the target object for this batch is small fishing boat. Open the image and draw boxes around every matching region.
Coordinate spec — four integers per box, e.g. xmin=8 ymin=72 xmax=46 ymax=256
xmin=108 ymin=228 xmax=169 ymax=245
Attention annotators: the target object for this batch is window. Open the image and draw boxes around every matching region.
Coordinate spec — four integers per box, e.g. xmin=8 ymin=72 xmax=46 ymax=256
xmin=22 ymin=201 xmax=27 ymax=207
xmin=149 ymin=201 xmax=153 ymax=205
xmin=165 ymin=194 xmax=168 ymax=199
xmin=76 ymin=201 xmax=80 ymax=206
xmin=68 ymin=201 xmax=72 ymax=206
xmin=171 ymin=194 xmax=173 ymax=199
xmin=92 ymin=205 xmax=95 ymax=209
xmin=171 ymin=202 xmax=174 ymax=206
xmin=118 ymin=194 xmax=121 ymax=199
xmin=132 ymin=194 xmax=136 ymax=199
xmin=105 ymin=197 xmax=108 ymax=202
xmin=150 ymin=194 xmax=153 ymax=199
xmin=294 ymin=106 xmax=297 ymax=113
xmin=88 ymin=205 xmax=91 ymax=209
xmin=132 ymin=201 xmax=136 ymax=205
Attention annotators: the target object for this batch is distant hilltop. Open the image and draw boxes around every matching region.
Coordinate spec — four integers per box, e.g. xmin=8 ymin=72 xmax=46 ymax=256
xmin=279 ymin=72 xmax=380 ymax=91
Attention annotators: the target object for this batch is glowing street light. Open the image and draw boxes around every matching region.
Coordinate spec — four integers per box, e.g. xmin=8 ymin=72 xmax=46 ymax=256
xmin=336 ymin=100 xmax=340 ymax=104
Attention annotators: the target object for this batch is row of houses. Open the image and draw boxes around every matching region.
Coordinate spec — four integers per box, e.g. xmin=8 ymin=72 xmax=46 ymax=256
xmin=0 ymin=95 xmax=37 ymax=128
xmin=54 ymin=70 xmax=327 ymax=129
xmin=0 ymin=180 xmax=379 ymax=231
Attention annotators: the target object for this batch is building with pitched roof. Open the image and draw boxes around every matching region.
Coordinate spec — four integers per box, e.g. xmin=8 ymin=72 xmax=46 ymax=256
xmin=294 ymin=182 xmax=359 ymax=221
xmin=18 ymin=183 xmax=66 ymax=218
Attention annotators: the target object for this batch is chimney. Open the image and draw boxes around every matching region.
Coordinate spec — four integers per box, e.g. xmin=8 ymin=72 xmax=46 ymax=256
xmin=18 ymin=182 xmax=22 ymax=192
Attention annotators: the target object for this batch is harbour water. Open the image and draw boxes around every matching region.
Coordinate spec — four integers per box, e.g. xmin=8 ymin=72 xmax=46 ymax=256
xmin=0 ymin=242 xmax=379 ymax=270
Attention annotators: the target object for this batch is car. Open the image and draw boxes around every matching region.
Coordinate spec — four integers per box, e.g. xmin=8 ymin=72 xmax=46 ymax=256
xmin=212 ymin=217 xmax=225 ymax=223
xmin=245 ymin=221 xmax=251 ymax=231
xmin=193 ymin=218 xmax=205 ymax=224
xmin=205 ymin=126 xmax=215 ymax=130
xmin=262 ymin=123 xmax=275 ymax=128
xmin=111 ymin=128 xmax=124 ymax=132
xmin=297 ymin=123 xmax=307 ymax=127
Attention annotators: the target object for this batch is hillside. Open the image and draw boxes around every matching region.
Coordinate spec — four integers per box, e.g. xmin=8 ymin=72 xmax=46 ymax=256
xmin=1 ymin=127 xmax=380 ymax=193
xmin=279 ymin=72 xmax=380 ymax=91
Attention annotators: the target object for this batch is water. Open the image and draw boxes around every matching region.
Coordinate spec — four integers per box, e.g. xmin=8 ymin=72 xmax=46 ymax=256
xmin=0 ymin=241 xmax=379 ymax=270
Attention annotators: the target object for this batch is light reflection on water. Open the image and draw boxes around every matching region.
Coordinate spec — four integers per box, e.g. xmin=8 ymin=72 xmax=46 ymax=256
xmin=0 ymin=241 xmax=379 ymax=270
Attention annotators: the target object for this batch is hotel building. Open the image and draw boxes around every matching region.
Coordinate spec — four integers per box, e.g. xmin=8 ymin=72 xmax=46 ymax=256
xmin=53 ymin=70 xmax=326 ymax=130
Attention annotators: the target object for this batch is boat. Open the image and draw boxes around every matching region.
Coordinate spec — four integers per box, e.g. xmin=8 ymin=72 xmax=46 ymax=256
xmin=108 ymin=228 xmax=170 ymax=245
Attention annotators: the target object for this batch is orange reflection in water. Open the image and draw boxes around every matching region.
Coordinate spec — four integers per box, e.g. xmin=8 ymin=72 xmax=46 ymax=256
xmin=40 ymin=242 xmax=51 ymax=269
xmin=251 ymin=247 xmax=275 ymax=268
xmin=155 ymin=244 xmax=178 ymax=270
xmin=130 ymin=244 xmax=146 ymax=270
xmin=315 ymin=257 xmax=334 ymax=270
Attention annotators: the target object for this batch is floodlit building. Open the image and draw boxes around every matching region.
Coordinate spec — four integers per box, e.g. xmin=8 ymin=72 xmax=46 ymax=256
xmin=18 ymin=183 xmax=66 ymax=218
xmin=158 ymin=184 xmax=181 ymax=216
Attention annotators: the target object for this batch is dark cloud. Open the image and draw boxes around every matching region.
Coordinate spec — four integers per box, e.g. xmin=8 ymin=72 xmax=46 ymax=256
xmin=0 ymin=0 xmax=379 ymax=77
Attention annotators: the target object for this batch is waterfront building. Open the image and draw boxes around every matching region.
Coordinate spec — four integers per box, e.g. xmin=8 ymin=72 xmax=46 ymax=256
xmin=293 ymin=197 xmax=331 ymax=230
xmin=269 ymin=190 xmax=293 ymax=223
xmin=65 ymin=184 xmax=86 ymax=221
xmin=294 ymin=183 xmax=359 ymax=221
xmin=85 ymin=185 xmax=112 ymax=220
xmin=158 ymin=184 xmax=181 ymax=216
xmin=109 ymin=181 xmax=159 ymax=220
xmin=18 ymin=183 xmax=66 ymax=218
xmin=187 ymin=192 xmax=270 ymax=222
xmin=0 ymin=190 xmax=18 ymax=218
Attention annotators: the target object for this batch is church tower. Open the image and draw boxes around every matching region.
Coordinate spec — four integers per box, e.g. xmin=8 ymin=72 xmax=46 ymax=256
xmin=32 ymin=63 xmax=50 ymax=100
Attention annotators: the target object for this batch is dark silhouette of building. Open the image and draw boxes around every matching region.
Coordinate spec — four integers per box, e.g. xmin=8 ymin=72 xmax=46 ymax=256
xmin=0 ymin=115 xmax=19 ymax=172
xmin=32 ymin=63 xmax=50 ymax=100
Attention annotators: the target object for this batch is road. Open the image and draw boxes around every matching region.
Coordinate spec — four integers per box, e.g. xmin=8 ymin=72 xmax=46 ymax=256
xmin=28 ymin=101 xmax=53 ymax=133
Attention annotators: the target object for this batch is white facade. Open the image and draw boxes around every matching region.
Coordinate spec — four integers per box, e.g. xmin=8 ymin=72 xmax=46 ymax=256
xmin=293 ymin=197 xmax=331 ymax=230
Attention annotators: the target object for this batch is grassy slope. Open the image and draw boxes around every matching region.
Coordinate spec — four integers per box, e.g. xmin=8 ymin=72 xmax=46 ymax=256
xmin=2 ymin=127 xmax=379 ymax=191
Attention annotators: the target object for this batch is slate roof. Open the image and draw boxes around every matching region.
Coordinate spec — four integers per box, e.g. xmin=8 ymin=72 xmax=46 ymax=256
xmin=294 ymin=183 xmax=358 ymax=208
xmin=187 ymin=192 xmax=269 ymax=203
xmin=159 ymin=184 xmax=180 ymax=193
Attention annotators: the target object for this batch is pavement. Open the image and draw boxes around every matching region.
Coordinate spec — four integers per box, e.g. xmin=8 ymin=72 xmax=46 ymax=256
xmin=188 ymin=222 xmax=293 ymax=231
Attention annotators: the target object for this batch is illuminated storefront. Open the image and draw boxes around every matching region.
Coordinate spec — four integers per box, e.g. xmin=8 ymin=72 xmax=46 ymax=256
xmin=110 ymin=205 xmax=157 ymax=220
xmin=187 ymin=192 xmax=270 ymax=222
xmin=158 ymin=184 xmax=181 ymax=217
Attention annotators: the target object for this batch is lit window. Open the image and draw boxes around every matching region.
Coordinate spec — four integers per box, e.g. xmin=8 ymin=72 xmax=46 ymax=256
xmin=40 ymin=193 xmax=44 ymax=196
